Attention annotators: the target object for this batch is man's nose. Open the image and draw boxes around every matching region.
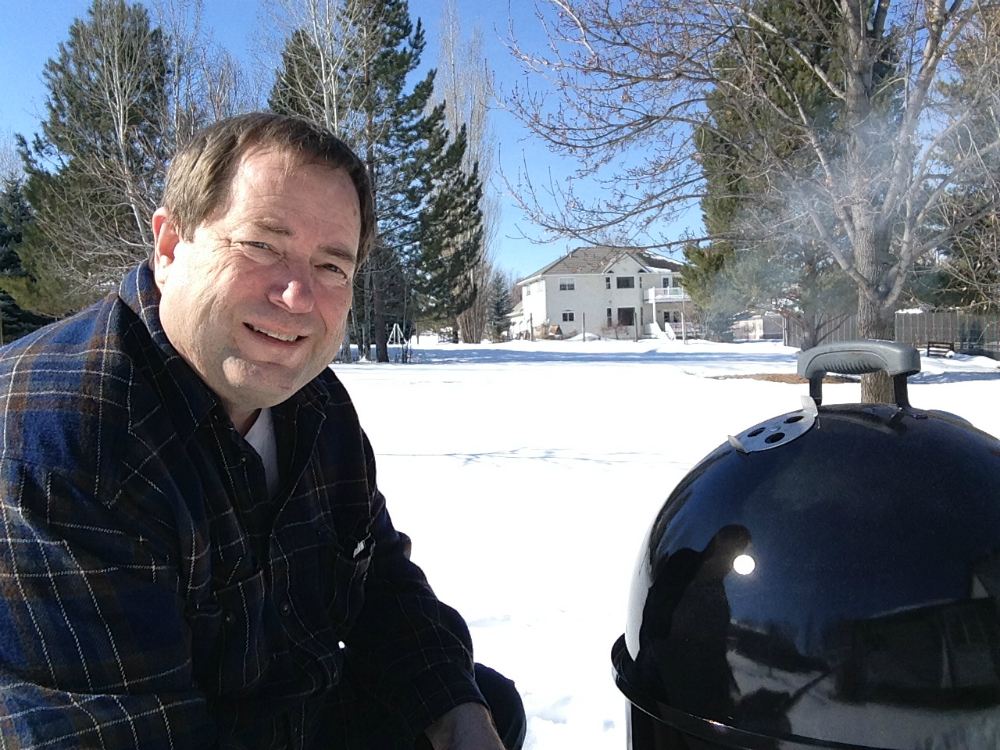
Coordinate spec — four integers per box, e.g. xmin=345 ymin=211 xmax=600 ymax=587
xmin=270 ymin=263 xmax=316 ymax=313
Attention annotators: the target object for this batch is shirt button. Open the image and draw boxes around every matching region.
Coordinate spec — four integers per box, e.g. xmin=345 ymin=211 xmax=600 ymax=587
xmin=223 ymin=611 xmax=235 ymax=625
xmin=279 ymin=601 xmax=291 ymax=617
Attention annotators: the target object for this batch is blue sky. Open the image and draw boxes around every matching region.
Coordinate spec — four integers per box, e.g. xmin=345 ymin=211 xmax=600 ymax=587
xmin=0 ymin=0 xmax=692 ymax=278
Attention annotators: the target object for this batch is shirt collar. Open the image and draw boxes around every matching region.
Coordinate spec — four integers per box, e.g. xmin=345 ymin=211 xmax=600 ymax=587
xmin=118 ymin=262 xmax=223 ymax=436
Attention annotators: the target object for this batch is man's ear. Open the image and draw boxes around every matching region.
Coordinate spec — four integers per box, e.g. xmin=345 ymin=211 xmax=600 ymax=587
xmin=151 ymin=207 xmax=182 ymax=287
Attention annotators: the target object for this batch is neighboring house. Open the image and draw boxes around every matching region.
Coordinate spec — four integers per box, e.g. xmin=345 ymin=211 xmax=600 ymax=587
xmin=506 ymin=301 xmax=528 ymax=340
xmin=510 ymin=246 xmax=692 ymax=340
xmin=732 ymin=311 xmax=785 ymax=341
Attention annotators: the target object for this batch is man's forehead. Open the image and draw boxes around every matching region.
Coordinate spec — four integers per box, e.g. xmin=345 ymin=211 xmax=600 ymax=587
xmin=237 ymin=145 xmax=350 ymax=185
xmin=223 ymin=147 xmax=360 ymax=222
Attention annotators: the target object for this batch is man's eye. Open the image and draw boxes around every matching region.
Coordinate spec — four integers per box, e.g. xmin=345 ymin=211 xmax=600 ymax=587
xmin=241 ymin=242 xmax=278 ymax=261
xmin=317 ymin=263 xmax=353 ymax=287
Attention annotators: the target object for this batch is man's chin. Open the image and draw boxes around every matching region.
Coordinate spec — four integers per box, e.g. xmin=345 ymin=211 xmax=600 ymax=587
xmin=221 ymin=360 xmax=313 ymax=406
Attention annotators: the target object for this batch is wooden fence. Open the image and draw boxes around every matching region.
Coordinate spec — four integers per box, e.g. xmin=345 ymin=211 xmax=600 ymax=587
xmin=786 ymin=311 xmax=1000 ymax=357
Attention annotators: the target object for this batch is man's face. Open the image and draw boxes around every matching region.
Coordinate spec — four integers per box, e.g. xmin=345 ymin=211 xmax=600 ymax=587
xmin=152 ymin=147 xmax=360 ymax=433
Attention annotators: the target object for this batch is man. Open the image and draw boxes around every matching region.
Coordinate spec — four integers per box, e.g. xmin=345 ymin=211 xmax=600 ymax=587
xmin=0 ymin=113 xmax=525 ymax=749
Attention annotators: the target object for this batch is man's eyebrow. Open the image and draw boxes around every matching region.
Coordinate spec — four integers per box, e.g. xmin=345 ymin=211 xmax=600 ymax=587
xmin=251 ymin=220 xmax=293 ymax=237
xmin=318 ymin=245 xmax=358 ymax=266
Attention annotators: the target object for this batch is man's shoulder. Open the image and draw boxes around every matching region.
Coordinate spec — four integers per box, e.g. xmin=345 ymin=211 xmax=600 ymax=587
xmin=0 ymin=293 xmax=153 ymax=469
xmin=0 ymin=292 xmax=141 ymax=398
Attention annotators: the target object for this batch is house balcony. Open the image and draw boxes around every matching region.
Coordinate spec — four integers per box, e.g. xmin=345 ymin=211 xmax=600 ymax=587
xmin=645 ymin=288 xmax=691 ymax=303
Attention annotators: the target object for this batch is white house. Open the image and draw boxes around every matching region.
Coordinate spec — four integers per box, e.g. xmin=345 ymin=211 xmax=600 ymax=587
xmin=510 ymin=246 xmax=693 ymax=340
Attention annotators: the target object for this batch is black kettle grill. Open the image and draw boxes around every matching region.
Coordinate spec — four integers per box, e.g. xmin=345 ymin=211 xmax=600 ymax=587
xmin=612 ymin=340 xmax=1000 ymax=749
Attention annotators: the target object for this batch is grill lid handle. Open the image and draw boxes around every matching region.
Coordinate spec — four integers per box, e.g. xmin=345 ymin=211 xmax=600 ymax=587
xmin=797 ymin=340 xmax=921 ymax=406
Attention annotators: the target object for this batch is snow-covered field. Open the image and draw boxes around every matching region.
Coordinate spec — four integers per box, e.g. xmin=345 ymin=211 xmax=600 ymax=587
xmin=331 ymin=338 xmax=1000 ymax=749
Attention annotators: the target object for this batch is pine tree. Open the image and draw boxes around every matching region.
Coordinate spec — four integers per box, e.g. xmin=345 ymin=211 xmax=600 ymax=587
xmin=412 ymin=120 xmax=483 ymax=336
xmin=681 ymin=242 xmax=738 ymax=342
xmin=270 ymin=30 xmax=327 ymax=120
xmin=269 ymin=21 xmax=361 ymax=135
xmin=17 ymin=0 xmax=171 ymax=313
xmin=349 ymin=0 xmax=440 ymax=361
xmin=487 ymin=269 xmax=513 ymax=342
xmin=0 ymin=179 xmax=59 ymax=341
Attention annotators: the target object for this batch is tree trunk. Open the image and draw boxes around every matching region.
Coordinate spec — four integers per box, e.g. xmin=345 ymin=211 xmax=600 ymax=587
xmin=360 ymin=265 xmax=373 ymax=361
xmin=847 ymin=80 xmax=896 ymax=404
xmin=371 ymin=243 xmax=390 ymax=362
xmin=854 ymin=219 xmax=896 ymax=403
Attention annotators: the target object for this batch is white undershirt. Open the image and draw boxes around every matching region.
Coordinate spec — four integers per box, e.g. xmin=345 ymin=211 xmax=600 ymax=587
xmin=244 ymin=407 xmax=280 ymax=499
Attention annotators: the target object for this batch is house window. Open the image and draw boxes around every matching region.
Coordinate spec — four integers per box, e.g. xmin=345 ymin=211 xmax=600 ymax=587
xmin=662 ymin=277 xmax=671 ymax=288
xmin=562 ymin=310 xmax=575 ymax=322
xmin=618 ymin=308 xmax=636 ymax=326
xmin=617 ymin=276 xmax=635 ymax=289
xmin=606 ymin=307 xmax=613 ymax=326
xmin=606 ymin=277 xmax=611 ymax=289
xmin=559 ymin=277 xmax=575 ymax=291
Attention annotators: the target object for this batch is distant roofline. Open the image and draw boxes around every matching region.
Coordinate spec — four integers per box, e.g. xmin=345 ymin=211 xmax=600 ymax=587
xmin=517 ymin=245 xmax=685 ymax=284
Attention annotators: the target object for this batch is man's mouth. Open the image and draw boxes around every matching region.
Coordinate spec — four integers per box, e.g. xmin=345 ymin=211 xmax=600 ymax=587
xmin=246 ymin=323 xmax=301 ymax=342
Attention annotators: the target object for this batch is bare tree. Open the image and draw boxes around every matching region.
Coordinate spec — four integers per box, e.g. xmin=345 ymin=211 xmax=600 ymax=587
xmin=259 ymin=0 xmax=367 ymax=135
xmin=434 ymin=0 xmax=499 ymax=343
xmin=0 ymin=133 xmax=20 ymax=181
xmin=938 ymin=215 xmax=1000 ymax=308
xmin=507 ymin=0 xmax=1000 ymax=400
xmin=17 ymin=0 xmax=172 ymax=311
xmin=155 ymin=0 xmax=259 ymax=145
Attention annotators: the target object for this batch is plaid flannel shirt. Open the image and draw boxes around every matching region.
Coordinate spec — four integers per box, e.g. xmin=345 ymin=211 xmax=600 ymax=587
xmin=0 ymin=263 xmax=483 ymax=749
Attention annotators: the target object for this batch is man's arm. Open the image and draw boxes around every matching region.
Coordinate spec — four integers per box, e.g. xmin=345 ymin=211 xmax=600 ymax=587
xmin=424 ymin=702 xmax=506 ymax=750
xmin=341 ymin=434 xmax=490 ymax=741
xmin=0 ymin=459 xmax=215 ymax=748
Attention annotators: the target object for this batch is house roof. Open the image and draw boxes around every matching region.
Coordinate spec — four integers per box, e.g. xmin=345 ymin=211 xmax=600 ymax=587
xmin=519 ymin=245 xmax=684 ymax=282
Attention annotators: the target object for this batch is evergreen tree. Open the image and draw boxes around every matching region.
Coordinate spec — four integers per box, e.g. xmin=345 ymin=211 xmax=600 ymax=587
xmin=269 ymin=23 xmax=361 ymax=135
xmin=270 ymin=30 xmax=326 ymax=119
xmin=486 ymin=268 xmax=513 ymax=342
xmin=349 ymin=0 xmax=440 ymax=361
xmin=0 ymin=179 xmax=59 ymax=342
xmin=17 ymin=0 xmax=171 ymax=313
xmin=412 ymin=121 xmax=483 ymax=336
xmin=681 ymin=243 xmax=738 ymax=342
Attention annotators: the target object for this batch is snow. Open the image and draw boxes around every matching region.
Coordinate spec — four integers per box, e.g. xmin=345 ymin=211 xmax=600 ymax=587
xmin=330 ymin=339 xmax=1000 ymax=749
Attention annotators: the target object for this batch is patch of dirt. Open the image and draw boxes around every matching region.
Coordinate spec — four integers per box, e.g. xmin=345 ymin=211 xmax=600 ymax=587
xmin=712 ymin=373 xmax=857 ymax=384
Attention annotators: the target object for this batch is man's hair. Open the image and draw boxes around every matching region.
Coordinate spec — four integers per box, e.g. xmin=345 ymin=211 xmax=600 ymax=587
xmin=159 ymin=112 xmax=375 ymax=267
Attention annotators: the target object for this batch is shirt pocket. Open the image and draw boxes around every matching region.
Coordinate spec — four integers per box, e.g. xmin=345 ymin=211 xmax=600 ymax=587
xmin=188 ymin=568 xmax=270 ymax=696
xmin=314 ymin=524 xmax=373 ymax=636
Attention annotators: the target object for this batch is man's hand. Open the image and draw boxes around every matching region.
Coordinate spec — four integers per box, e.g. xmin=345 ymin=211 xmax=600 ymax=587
xmin=424 ymin=702 xmax=505 ymax=750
